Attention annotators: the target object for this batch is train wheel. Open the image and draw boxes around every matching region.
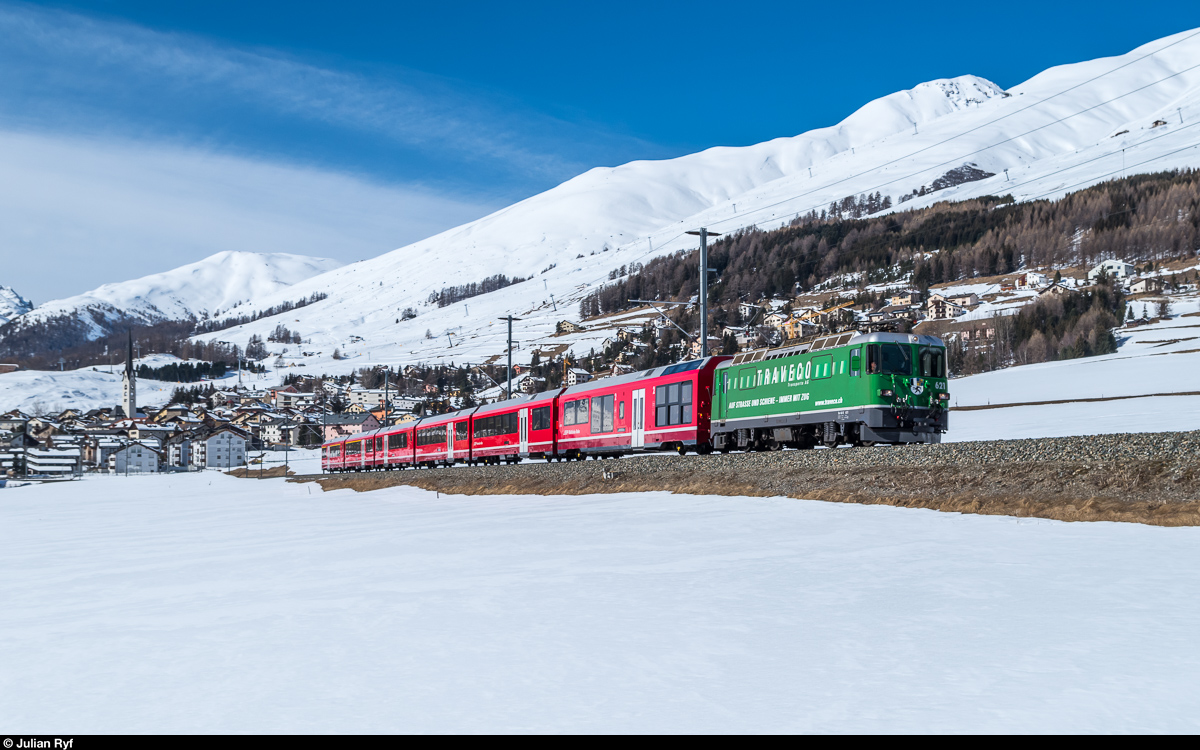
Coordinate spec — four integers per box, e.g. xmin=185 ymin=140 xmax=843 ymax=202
xmin=697 ymin=444 xmax=713 ymax=456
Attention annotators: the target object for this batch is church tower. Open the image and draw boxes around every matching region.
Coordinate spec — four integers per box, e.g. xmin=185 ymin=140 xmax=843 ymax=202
xmin=122 ymin=331 xmax=137 ymax=419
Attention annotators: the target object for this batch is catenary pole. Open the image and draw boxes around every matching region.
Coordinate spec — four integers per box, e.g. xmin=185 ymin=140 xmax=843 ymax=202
xmin=686 ymin=228 xmax=721 ymax=358
xmin=499 ymin=315 xmax=522 ymax=398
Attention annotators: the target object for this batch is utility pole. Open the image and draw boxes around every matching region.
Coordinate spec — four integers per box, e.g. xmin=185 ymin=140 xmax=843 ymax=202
xmin=685 ymin=227 xmax=721 ymax=358
xmin=499 ymin=315 xmax=522 ymax=398
xmin=383 ymin=367 xmax=390 ymax=426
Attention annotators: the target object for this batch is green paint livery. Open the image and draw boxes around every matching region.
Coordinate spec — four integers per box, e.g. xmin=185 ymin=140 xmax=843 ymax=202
xmin=711 ymin=331 xmax=950 ymax=449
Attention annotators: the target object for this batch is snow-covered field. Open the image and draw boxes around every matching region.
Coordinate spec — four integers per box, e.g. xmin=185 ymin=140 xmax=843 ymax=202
xmin=946 ymin=310 xmax=1200 ymax=441
xmin=2 ymin=472 xmax=1198 ymax=733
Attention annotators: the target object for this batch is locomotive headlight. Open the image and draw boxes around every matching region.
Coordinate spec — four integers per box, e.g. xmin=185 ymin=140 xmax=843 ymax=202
xmin=879 ymin=389 xmax=894 ymax=398
xmin=938 ymin=392 xmax=950 ymax=401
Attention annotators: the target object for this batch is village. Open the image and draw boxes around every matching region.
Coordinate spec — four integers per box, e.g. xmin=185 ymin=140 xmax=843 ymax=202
xmin=1 ymin=256 xmax=1190 ymax=480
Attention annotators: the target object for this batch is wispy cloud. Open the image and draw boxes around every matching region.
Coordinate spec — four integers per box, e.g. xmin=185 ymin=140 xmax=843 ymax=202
xmin=0 ymin=2 xmax=658 ymax=189
xmin=0 ymin=129 xmax=497 ymax=303
xmin=0 ymin=2 xmax=662 ymax=302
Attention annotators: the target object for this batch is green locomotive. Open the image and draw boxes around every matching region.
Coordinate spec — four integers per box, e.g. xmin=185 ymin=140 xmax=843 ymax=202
xmin=710 ymin=331 xmax=949 ymax=450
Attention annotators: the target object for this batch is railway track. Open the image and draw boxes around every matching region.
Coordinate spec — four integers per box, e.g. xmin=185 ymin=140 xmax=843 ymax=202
xmin=282 ymin=431 xmax=1200 ymax=526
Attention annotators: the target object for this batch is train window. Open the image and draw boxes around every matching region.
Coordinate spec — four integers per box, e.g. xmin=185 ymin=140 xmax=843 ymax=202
xmin=531 ymin=406 xmax=551 ymax=431
xmin=376 ymin=437 xmax=384 ymax=452
xmin=869 ymin=343 xmax=913 ymax=376
xmin=476 ymin=412 xmax=520 ymax=437
xmin=564 ymin=398 xmax=588 ymax=426
xmin=919 ymin=346 xmax=946 ymax=378
xmin=661 ymin=360 xmax=703 ymax=376
xmin=416 ymin=426 xmax=446 ymax=446
xmin=618 ymin=401 xmax=625 ymax=420
xmin=387 ymin=432 xmax=407 ymax=450
xmin=655 ymin=381 xmax=693 ymax=426
xmin=330 ymin=445 xmax=341 ymax=457
xmin=346 ymin=441 xmax=361 ymax=456
xmin=590 ymin=395 xmax=615 ymax=433
xmin=455 ymin=421 xmax=469 ymax=441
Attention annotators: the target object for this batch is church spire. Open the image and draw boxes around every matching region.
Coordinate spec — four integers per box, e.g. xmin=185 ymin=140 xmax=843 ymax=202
xmin=122 ymin=330 xmax=136 ymax=419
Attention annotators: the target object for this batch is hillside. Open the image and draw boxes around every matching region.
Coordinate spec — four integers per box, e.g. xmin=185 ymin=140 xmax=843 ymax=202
xmin=0 ymin=251 xmax=340 ymax=355
xmin=185 ymin=27 xmax=1200 ymax=377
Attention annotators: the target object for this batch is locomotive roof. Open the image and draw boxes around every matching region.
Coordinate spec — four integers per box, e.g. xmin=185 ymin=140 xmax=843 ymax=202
xmin=723 ymin=331 xmax=946 ymax=366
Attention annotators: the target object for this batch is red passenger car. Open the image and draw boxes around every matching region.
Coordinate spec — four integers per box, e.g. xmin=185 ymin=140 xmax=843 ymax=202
xmin=556 ymin=356 xmax=729 ymax=458
xmin=321 ymin=437 xmax=345 ymax=472
xmin=413 ymin=408 xmax=475 ymax=467
xmin=374 ymin=422 xmax=416 ymax=469
xmin=469 ymin=392 xmax=559 ymax=463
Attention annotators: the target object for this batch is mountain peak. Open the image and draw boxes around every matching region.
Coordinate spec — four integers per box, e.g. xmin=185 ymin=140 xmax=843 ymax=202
xmin=0 ymin=285 xmax=33 ymax=325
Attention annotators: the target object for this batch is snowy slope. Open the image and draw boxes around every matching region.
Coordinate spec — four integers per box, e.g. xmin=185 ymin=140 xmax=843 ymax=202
xmin=0 ymin=285 xmax=32 ymax=325
xmin=4 ymin=477 xmax=1200 ymax=732
xmin=9 ymin=251 xmax=341 ymax=339
xmin=198 ymin=27 xmax=1200 ymax=376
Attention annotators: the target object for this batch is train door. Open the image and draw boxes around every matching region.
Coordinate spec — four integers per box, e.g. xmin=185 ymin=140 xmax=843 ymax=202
xmin=631 ymin=388 xmax=646 ymax=449
xmin=446 ymin=423 xmax=453 ymax=462
xmin=519 ymin=409 xmax=529 ymax=454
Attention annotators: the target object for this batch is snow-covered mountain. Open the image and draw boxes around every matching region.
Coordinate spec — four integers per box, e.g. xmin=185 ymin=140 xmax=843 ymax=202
xmin=0 ymin=285 xmax=33 ymax=325
xmin=7 ymin=251 xmax=341 ymax=339
xmin=193 ymin=27 xmax=1200 ymax=376
xmin=9 ymin=26 xmax=1200 ymax=380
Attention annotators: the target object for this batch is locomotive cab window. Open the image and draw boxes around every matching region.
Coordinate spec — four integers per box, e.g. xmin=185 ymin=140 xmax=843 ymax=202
xmin=868 ymin=343 xmax=913 ymax=376
xmin=919 ymin=346 xmax=946 ymax=378
xmin=655 ymin=381 xmax=693 ymax=426
xmin=531 ymin=406 xmax=551 ymax=431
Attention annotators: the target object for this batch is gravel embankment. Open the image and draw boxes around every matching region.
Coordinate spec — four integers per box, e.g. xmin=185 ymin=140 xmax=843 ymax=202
xmin=290 ymin=431 xmax=1200 ymax=526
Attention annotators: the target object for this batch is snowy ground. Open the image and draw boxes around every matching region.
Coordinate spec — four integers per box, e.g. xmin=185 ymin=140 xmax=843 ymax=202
xmin=2 ymin=472 xmax=1199 ymax=733
xmin=946 ymin=310 xmax=1200 ymax=441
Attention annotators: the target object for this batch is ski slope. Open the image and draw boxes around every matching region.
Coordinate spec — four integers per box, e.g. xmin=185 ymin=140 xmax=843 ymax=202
xmin=2 ymin=474 xmax=1199 ymax=732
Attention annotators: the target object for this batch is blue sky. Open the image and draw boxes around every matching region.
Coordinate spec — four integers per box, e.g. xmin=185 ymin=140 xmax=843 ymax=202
xmin=2 ymin=0 xmax=1196 ymax=301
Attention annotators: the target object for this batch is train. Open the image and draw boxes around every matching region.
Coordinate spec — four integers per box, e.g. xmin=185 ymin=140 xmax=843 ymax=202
xmin=320 ymin=331 xmax=949 ymax=472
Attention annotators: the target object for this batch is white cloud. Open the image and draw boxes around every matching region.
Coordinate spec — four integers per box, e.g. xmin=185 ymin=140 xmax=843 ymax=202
xmin=0 ymin=129 xmax=497 ymax=303
xmin=0 ymin=3 xmax=645 ymax=183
